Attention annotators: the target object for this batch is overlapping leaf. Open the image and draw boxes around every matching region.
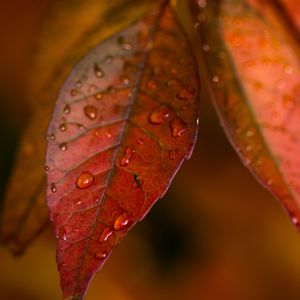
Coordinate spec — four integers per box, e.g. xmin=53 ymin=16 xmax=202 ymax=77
xmin=46 ymin=1 xmax=200 ymax=299
xmin=0 ymin=0 xmax=153 ymax=255
xmin=190 ymin=0 xmax=300 ymax=226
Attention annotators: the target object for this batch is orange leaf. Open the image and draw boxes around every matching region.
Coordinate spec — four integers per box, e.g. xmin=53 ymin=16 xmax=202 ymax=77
xmin=46 ymin=1 xmax=200 ymax=299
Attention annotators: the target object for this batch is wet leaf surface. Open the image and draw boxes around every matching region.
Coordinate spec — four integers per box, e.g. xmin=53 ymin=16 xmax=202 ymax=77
xmin=190 ymin=0 xmax=300 ymax=228
xmin=46 ymin=1 xmax=200 ymax=299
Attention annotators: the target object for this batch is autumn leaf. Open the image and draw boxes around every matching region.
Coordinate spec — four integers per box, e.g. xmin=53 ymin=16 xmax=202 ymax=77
xmin=45 ymin=1 xmax=200 ymax=299
xmin=0 ymin=0 xmax=154 ymax=255
xmin=190 ymin=0 xmax=300 ymax=226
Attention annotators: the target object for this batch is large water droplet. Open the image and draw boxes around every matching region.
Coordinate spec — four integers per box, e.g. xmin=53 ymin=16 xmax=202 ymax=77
xmin=117 ymin=36 xmax=132 ymax=51
xmin=76 ymin=171 xmax=94 ymax=189
xmin=95 ymin=251 xmax=108 ymax=260
xmin=94 ymin=63 xmax=104 ymax=78
xmin=177 ymin=86 xmax=196 ymax=100
xmin=63 ymin=104 xmax=71 ymax=114
xmin=100 ymin=228 xmax=113 ymax=242
xmin=51 ymin=183 xmax=57 ymax=193
xmin=59 ymin=143 xmax=68 ymax=151
xmin=149 ymin=105 xmax=170 ymax=124
xmin=119 ymin=147 xmax=135 ymax=166
xmin=84 ymin=105 xmax=98 ymax=120
xmin=114 ymin=213 xmax=134 ymax=231
xmin=169 ymin=117 xmax=187 ymax=137
xmin=59 ymin=123 xmax=67 ymax=132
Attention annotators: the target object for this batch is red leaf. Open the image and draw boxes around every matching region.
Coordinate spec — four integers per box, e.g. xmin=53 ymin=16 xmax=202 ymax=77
xmin=190 ymin=0 xmax=300 ymax=226
xmin=46 ymin=1 xmax=200 ymax=299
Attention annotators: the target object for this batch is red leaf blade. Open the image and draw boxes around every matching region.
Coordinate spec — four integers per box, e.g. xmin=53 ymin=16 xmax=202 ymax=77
xmin=46 ymin=2 xmax=200 ymax=299
xmin=190 ymin=0 xmax=300 ymax=226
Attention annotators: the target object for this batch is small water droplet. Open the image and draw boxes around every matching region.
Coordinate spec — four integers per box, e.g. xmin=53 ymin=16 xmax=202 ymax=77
xmin=105 ymin=55 xmax=113 ymax=64
xmin=59 ymin=123 xmax=67 ymax=132
xmin=59 ymin=143 xmax=68 ymax=151
xmin=57 ymin=226 xmax=68 ymax=241
xmin=117 ymin=36 xmax=132 ymax=51
xmin=177 ymin=86 xmax=196 ymax=100
xmin=100 ymin=228 xmax=114 ymax=242
xmin=50 ymin=133 xmax=56 ymax=140
xmin=137 ymin=138 xmax=144 ymax=145
xmin=202 ymin=44 xmax=210 ymax=52
xmin=114 ymin=213 xmax=134 ymax=231
xmin=119 ymin=147 xmax=135 ymax=166
xmin=246 ymin=130 xmax=254 ymax=137
xmin=84 ymin=105 xmax=98 ymax=120
xmin=212 ymin=75 xmax=220 ymax=83
xmin=76 ymin=80 xmax=82 ymax=88
xmin=105 ymin=131 xmax=112 ymax=138
xmin=51 ymin=183 xmax=57 ymax=193
xmin=94 ymin=92 xmax=102 ymax=100
xmin=63 ymin=104 xmax=71 ymax=114
xmin=149 ymin=105 xmax=170 ymax=124
xmin=94 ymin=63 xmax=104 ymax=78
xmin=194 ymin=22 xmax=200 ymax=30
xmin=169 ymin=117 xmax=187 ymax=138
xmin=70 ymin=89 xmax=77 ymax=96
xmin=44 ymin=165 xmax=50 ymax=172
xmin=76 ymin=171 xmax=94 ymax=189
xmin=95 ymin=251 xmax=108 ymax=260
xmin=283 ymin=95 xmax=295 ymax=110
xmin=94 ymin=196 xmax=100 ymax=203
xmin=197 ymin=0 xmax=207 ymax=8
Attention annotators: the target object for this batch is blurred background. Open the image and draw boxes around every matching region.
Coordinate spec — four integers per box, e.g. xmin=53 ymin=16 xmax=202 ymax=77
xmin=1 ymin=0 xmax=300 ymax=299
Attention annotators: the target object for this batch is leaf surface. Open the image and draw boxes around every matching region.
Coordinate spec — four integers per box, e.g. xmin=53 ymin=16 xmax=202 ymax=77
xmin=190 ymin=0 xmax=300 ymax=227
xmin=46 ymin=1 xmax=200 ymax=299
xmin=0 ymin=0 xmax=153 ymax=254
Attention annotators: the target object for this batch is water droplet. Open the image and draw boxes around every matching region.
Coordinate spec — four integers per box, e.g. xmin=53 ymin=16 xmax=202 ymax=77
xmin=114 ymin=213 xmax=134 ymax=231
xmin=197 ymin=0 xmax=207 ymax=8
xmin=59 ymin=123 xmax=67 ymax=132
xmin=169 ymin=149 xmax=177 ymax=160
xmin=105 ymin=55 xmax=113 ymax=64
xmin=117 ymin=36 xmax=132 ymax=51
xmin=94 ymin=92 xmax=102 ymax=101
xmin=76 ymin=171 xmax=94 ymax=189
xmin=212 ymin=75 xmax=219 ymax=83
xmin=169 ymin=117 xmax=187 ymax=138
xmin=202 ymin=44 xmax=210 ymax=52
xmin=119 ymin=147 xmax=135 ymax=166
xmin=283 ymin=95 xmax=295 ymax=110
xmin=246 ymin=130 xmax=254 ymax=137
xmin=44 ymin=165 xmax=50 ymax=172
xmin=50 ymin=133 xmax=56 ymax=140
xmin=177 ymin=86 xmax=196 ymax=100
xmin=59 ymin=143 xmax=68 ymax=151
xmin=57 ymin=226 xmax=70 ymax=241
xmin=63 ymin=104 xmax=71 ymax=114
xmin=137 ymin=138 xmax=144 ymax=145
xmin=70 ymin=89 xmax=77 ymax=96
xmin=194 ymin=22 xmax=200 ymax=30
xmin=94 ymin=63 xmax=104 ymax=78
xmin=76 ymin=80 xmax=82 ymax=88
xmin=95 ymin=251 xmax=108 ymax=260
xmin=84 ymin=105 xmax=98 ymax=120
xmin=105 ymin=131 xmax=112 ymax=138
xmin=51 ymin=183 xmax=57 ymax=193
xmin=100 ymin=228 xmax=113 ymax=242
xmin=147 ymin=79 xmax=158 ymax=90
xmin=149 ymin=105 xmax=170 ymax=124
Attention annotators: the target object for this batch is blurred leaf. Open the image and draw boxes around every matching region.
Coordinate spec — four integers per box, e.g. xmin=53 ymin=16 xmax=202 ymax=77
xmin=0 ymin=0 xmax=154 ymax=255
xmin=190 ymin=0 xmax=300 ymax=228
xmin=46 ymin=1 xmax=199 ymax=299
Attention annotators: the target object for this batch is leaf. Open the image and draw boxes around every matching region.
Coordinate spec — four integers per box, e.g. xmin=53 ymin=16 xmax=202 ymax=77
xmin=0 ymin=0 xmax=153 ymax=255
xmin=46 ymin=1 xmax=200 ymax=299
xmin=190 ymin=0 xmax=300 ymax=226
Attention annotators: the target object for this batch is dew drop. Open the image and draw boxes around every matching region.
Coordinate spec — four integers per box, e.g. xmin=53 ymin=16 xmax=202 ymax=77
xmin=114 ymin=213 xmax=134 ymax=231
xmin=76 ymin=171 xmax=94 ymax=189
xmin=44 ymin=165 xmax=50 ymax=172
xmin=94 ymin=92 xmax=102 ymax=101
xmin=117 ymin=36 xmax=132 ymax=51
xmin=119 ymin=147 xmax=135 ymax=166
xmin=202 ymin=44 xmax=210 ymax=52
xmin=59 ymin=123 xmax=67 ymax=132
xmin=149 ymin=105 xmax=170 ymax=124
xmin=283 ymin=95 xmax=295 ymax=110
xmin=212 ymin=75 xmax=220 ymax=83
xmin=169 ymin=117 xmax=187 ymax=138
xmin=177 ymin=86 xmax=196 ymax=100
xmin=197 ymin=0 xmax=207 ymax=8
xmin=95 ymin=251 xmax=108 ymax=260
xmin=76 ymin=80 xmax=82 ymax=88
xmin=51 ymin=183 xmax=57 ymax=193
xmin=59 ymin=143 xmax=68 ymax=151
xmin=63 ymin=104 xmax=71 ymax=114
xmin=100 ymin=228 xmax=114 ymax=242
xmin=246 ymin=130 xmax=254 ymax=137
xmin=105 ymin=55 xmax=113 ymax=64
xmin=70 ymin=89 xmax=77 ymax=96
xmin=105 ymin=131 xmax=112 ymax=138
xmin=137 ymin=138 xmax=144 ymax=145
xmin=84 ymin=105 xmax=98 ymax=120
xmin=50 ymin=133 xmax=56 ymax=140
xmin=94 ymin=63 xmax=104 ymax=78
xmin=194 ymin=22 xmax=200 ymax=30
